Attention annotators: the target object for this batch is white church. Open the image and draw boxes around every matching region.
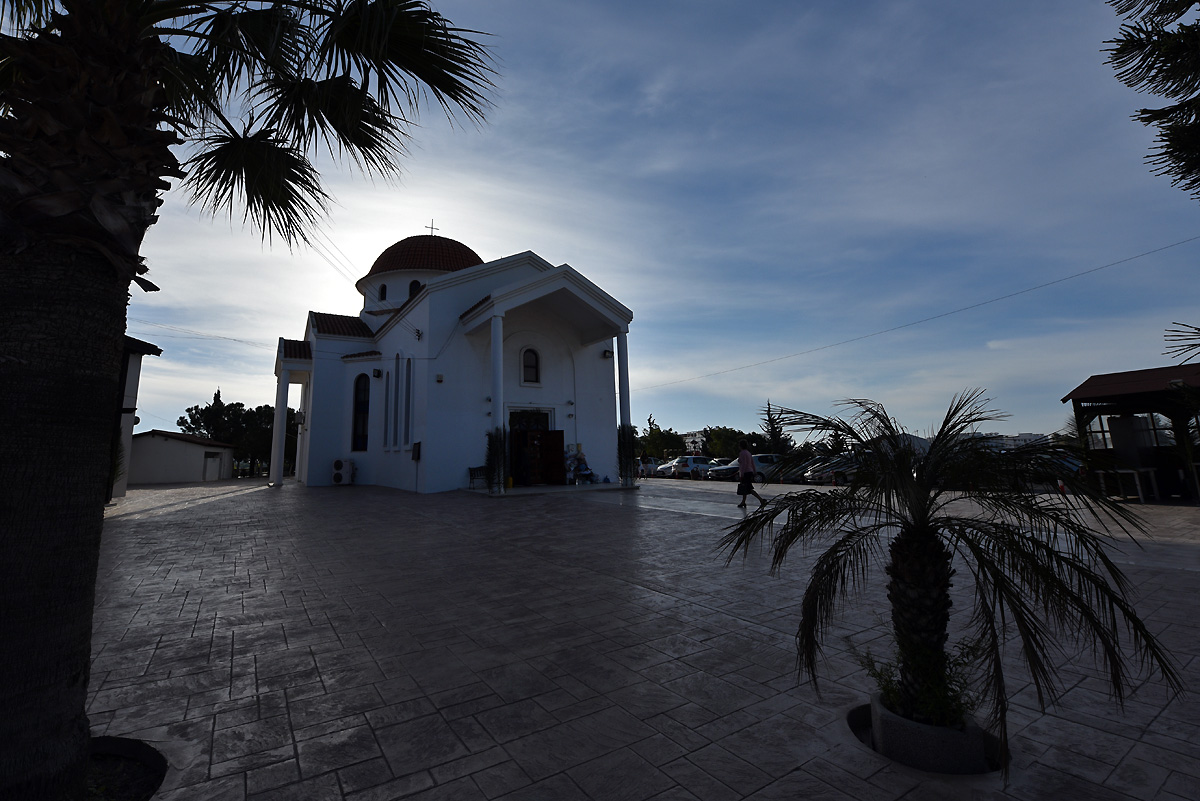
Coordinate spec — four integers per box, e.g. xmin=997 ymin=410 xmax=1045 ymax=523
xmin=268 ymin=233 xmax=634 ymax=493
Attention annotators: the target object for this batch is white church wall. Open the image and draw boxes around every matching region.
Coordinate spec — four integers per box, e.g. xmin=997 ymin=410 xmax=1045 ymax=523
xmin=572 ymin=339 xmax=620 ymax=482
xmin=304 ymin=350 xmax=363 ymax=486
xmin=418 ymin=328 xmax=492 ymax=493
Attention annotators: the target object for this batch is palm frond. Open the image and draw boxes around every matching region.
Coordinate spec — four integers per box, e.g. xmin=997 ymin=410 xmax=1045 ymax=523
xmin=1165 ymin=321 xmax=1200 ymax=363
xmin=0 ymin=0 xmax=55 ymax=30
xmin=312 ymin=0 xmax=495 ymax=123
xmin=795 ymin=526 xmax=887 ymax=682
xmin=256 ymin=71 xmax=408 ymax=174
xmin=169 ymin=3 xmax=309 ymax=93
xmin=185 ymin=125 xmax=329 ymax=247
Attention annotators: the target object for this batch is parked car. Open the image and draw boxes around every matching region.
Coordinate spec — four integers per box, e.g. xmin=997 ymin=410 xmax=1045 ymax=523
xmin=636 ymin=457 xmax=663 ymax=478
xmin=706 ymin=453 xmax=793 ymax=483
xmin=659 ymin=455 xmax=716 ymax=479
xmin=706 ymin=460 xmax=741 ymax=481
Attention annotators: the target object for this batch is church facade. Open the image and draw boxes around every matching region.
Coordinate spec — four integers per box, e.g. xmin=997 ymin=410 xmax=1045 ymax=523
xmin=269 ymin=234 xmax=634 ymax=493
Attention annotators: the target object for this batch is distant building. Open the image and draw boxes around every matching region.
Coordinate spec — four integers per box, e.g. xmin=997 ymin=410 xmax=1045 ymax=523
xmin=270 ymin=234 xmax=634 ymax=492
xmin=978 ymin=432 xmax=1047 ymax=450
xmin=1063 ymin=363 xmax=1200 ymax=502
xmin=682 ymin=431 xmax=706 ymax=454
xmin=129 ymin=430 xmax=236 ymax=484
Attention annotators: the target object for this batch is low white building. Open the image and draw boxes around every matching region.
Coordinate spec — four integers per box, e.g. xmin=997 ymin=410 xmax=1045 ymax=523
xmin=129 ymin=430 xmax=236 ymax=484
xmin=269 ymin=234 xmax=634 ymax=493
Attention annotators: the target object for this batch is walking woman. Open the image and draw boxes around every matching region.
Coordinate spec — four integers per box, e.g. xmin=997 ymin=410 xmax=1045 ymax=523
xmin=736 ymin=440 xmax=766 ymax=508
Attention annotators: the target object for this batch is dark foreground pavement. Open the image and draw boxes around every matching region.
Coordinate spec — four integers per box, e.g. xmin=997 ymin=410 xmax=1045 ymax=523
xmin=91 ymin=479 xmax=1200 ymax=800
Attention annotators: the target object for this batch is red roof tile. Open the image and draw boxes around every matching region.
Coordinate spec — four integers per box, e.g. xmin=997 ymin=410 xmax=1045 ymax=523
xmin=366 ymin=235 xmax=483 ymax=278
xmin=310 ymin=313 xmax=374 ymax=338
xmin=281 ymin=339 xmax=311 ymax=360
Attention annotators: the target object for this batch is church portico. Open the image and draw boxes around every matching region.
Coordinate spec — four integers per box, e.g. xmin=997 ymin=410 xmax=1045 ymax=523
xmin=273 ymin=233 xmax=633 ymax=493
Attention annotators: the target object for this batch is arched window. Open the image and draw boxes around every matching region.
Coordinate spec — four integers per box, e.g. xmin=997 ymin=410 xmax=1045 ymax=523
xmin=409 ymin=279 xmax=422 ymax=298
xmin=379 ymin=284 xmax=388 ymax=301
xmin=351 ymin=374 xmax=370 ymax=451
xmin=522 ymin=348 xmax=540 ymax=384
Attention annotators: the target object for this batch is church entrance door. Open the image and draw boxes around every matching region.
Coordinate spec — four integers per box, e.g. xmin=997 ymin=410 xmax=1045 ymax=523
xmin=509 ymin=410 xmax=565 ymax=486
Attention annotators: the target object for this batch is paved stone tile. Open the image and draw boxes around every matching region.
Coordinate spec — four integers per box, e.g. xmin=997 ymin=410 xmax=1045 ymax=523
xmin=96 ymin=481 xmax=1200 ymax=801
xmin=684 ymin=745 xmax=772 ymax=796
xmin=344 ymin=772 xmax=436 ymax=801
xmin=399 ymin=775 xmax=486 ymax=800
xmin=296 ymin=724 xmax=382 ymax=778
xmin=494 ymin=774 xmax=590 ymax=801
xmin=375 ymin=713 xmax=472 ymax=776
xmin=504 ymin=706 xmax=656 ymax=780
xmin=335 ymin=756 xmax=392 ymax=794
xmin=248 ymin=772 xmax=342 ymax=801
xmin=567 ymin=748 xmax=675 ymax=801
xmin=470 ymin=760 xmax=533 ymax=799
xmin=245 ymin=758 xmax=301 ymax=795
xmin=661 ymin=756 xmax=740 ymax=801
xmin=155 ymin=774 xmax=246 ymax=801
xmin=210 ymin=744 xmax=295 ymax=778
xmin=288 ymin=684 xmax=386 ymax=729
xmin=211 ymin=715 xmax=293 ymax=763
xmin=475 ymin=698 xmax=561 ymax=742
xmin=608 ymin=680 xmax=690 ymax=719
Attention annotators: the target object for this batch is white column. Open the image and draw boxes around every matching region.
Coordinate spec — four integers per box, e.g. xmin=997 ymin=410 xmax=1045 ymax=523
xmin=490 ymin=315 xmax=505 ymax=493
xmin=616 ymin=331 xmax=632 ymax=429
xmin=490 ymin=315 xmax=504 ymax=426
xmin=268 ymin=366 xmax=290 ymax=487
xmin=616 ymin=330 xmax=632 ymax=486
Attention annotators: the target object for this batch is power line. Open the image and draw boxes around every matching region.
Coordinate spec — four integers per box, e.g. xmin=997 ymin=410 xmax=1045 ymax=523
xmin=633 ymin=233 xmax=1200 ymax=392
xmin=127 ymin=318 xmax=275 ymax=350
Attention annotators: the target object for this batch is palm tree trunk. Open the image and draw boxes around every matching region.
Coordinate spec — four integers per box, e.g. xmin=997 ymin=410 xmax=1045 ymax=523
xmin=0 ymin=238 xmax=129 ymax=799
xmin=885 ymin=526 xmax=956 ymax=725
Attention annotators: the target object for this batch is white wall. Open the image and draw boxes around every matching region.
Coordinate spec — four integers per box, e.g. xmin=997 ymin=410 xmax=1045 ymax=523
xmin=129 ymin=434 xmax=234 ymax=484
xmin=111 ymin=352 xmax=144 ymax=498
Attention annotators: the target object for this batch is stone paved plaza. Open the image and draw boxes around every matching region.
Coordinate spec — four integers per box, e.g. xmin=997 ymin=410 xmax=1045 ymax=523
xmin=93 ymin=479 xmax=1200 ymax=800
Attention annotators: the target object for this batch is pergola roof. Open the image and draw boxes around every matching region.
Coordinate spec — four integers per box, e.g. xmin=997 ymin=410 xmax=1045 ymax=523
xmin=1061 ymin=364 xmax=1200 ymax=404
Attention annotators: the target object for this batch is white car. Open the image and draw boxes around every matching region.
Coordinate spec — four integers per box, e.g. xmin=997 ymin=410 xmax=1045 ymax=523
xmin=659 ymin=455 xmax=715 ymax=479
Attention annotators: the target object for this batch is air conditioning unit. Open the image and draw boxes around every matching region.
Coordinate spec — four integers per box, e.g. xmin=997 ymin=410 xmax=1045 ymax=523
xmin=332 ymin=458 xmax=354 ymax=485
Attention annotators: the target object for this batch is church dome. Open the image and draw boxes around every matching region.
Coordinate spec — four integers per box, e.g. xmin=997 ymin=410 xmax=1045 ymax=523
xmin=365 ymin=234 xmax=484 ymax=279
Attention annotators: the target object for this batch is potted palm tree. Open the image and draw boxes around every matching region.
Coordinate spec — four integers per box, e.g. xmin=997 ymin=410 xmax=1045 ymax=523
xmin=719 ymin=390 xmax=1182 ymax=774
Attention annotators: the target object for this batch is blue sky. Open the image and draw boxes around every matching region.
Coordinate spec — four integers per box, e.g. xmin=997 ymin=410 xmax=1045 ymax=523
xmin=129 ymin=0 xmax=1200 ymax=441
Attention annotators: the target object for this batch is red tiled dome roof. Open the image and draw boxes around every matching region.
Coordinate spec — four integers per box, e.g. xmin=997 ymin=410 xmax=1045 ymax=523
xmin=365 ymin=235 xmax=483 ymax=278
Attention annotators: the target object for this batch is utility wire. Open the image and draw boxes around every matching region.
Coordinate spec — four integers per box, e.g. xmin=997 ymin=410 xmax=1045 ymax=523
xmin=633 ymin=233 xmax=1200 ymax=392
xmin=127 ymin=318 xmax=275 ymax=350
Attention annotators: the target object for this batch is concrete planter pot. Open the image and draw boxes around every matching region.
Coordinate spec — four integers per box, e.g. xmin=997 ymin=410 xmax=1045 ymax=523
xmin=868 ymin=693 xmax=993 ymax=775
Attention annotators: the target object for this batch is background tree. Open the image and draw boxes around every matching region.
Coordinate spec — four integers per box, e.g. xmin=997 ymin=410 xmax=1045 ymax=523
xmin=720 ymin=391 xmax=1181 ymax=770
xmin=177 ymin=391 xmax=297 ymax=475
xmin=638 ymin=414 xmax=687 ymax=459
xmin=177 ymin=388 xmax=246 ymax=445
xmin=701 ymin=425 xmax=748 ymax=459
xmin=0 ymin=3 xmax=493 ymax=797
xmin=760 ymin=399 xmax=796 ymax=455
xmin=243 ymin=403 xmax=298 ymax=475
